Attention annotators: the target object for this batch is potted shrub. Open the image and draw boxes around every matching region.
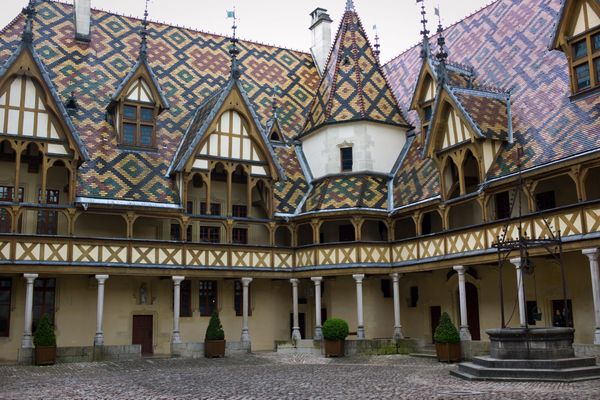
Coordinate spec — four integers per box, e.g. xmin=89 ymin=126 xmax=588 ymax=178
xmin=434 ymin=312 xmax=461 ymax=363
xmin=33 ymin=314 xmax=57 ymax=366
xmin=204 ymin=310 xmax=225 ymax=358
xmin=322 ymin=318 xmax=349 ymax=357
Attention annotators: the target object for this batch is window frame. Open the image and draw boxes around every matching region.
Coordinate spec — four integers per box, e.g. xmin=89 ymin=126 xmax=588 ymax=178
xmin=120 ymin=100 xmax=157 ymax=149
xmin=199 ymin=226 xmax=220 ymax=243
xmin=0 ymin=186 xmax=23 ymax=233
xmin=232 ymin=227 xmax=248 ymax=245
xmin=0 ymin=277 xmax=11 ymax=337
xmin=36 ymin=189 xmax=59 ymax=235
xmin=568 ymin=27 xmax=600 ymax=94
xmin=198 ymin=280 xmax=218 ymax=317
xmin=340 ymin=147 xmax=353 ymax=172
xmin=33 ymin=278 xmax=56 ymax=331
xmin=179 ymin=279 xmax=192 ymax=318
xmin=200 ymin=202 xmax=221 ymax=216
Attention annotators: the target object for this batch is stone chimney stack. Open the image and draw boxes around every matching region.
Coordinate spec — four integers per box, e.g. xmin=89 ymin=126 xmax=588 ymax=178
xmin=309 ymin=8 xmax=332 ymax=75
xmin=74 ymin=0 xmax=91 ymax=42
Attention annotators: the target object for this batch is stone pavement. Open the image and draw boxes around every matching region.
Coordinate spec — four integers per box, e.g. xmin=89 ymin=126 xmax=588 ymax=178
xmin=0 ymin=353 xmax=599 ymax=399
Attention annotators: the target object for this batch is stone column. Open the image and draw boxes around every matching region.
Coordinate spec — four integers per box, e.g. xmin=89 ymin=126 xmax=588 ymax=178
xmin=311 ymin=277 xmax=323 ymax=340
xmin=353 ymin=274 xmax=365 ymax=339
xmin=241 ymin=277 xmax=253 ymax=344
xmin=390 ymin=273 xmax=403 ymax=340
xmin=453 ymin=266 xmax=471 ymax=341
xmin=94 ymin=275 xmax=109 ymax=346
xmin=171 ymin=276 xmax=185 ymax=344
xmin=21 ymin=273 xmax=38 ymax=348
xmin=583 ymin=249 xmax=600 ymax=344
xmin=290 ymin=279 xmax=301 ymax=341
xmin=511 ymin=258 xmax=527 ymax=328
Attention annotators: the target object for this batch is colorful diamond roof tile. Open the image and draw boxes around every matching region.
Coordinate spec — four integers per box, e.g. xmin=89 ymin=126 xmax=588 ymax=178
xmin=303 ymin=174 xmax=388 ymax=212
xmin=300 ymin=6 xmax=409 ymax=137
xmin=453 ymin=90 xmax=509 ymax=141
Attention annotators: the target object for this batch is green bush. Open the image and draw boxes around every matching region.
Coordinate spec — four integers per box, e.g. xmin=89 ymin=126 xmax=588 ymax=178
xmin=434 ymin=312 xmax=460 ymax=343
xmin=33 ymin=314 xmax=56 ymax=347
xmin=322 ymin=318 xmax=349 ymax=341
xmin=205 ymin=310 xmax=225 ymax=341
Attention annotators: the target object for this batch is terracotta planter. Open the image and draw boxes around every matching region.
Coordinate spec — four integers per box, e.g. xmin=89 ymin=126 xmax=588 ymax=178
xmin=435 ymin=342 xmax=461 ymax=363
xmin=35 ymin=346 xmax=57 ymax=366
xmin=204 ymin=340 xmax=226 ymax=358
xmin=324 ymin=340 xmax=345 ymax=357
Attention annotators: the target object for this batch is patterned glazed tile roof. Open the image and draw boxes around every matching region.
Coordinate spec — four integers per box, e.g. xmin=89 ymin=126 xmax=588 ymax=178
xmin=300 ymin=7 xmax=409 ymax=137
xmin=273 ymin=145 xmax=309 ymax=214
xmin=303 ymin=174 xmax=388 ymax=212
xmin=385 ymin=0 xmax=600 ymax=185
xmin=393 ymin=137 xmax=439 ymax=208
xmin=0 ymin=1 xmax=319 ymax=209
xmin=453 ymin=90 xmax=509 ymax=141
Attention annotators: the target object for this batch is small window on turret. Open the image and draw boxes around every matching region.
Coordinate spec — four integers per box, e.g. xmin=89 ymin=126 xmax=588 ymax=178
xmin=340 ymin=147 xmax=353 ymax=172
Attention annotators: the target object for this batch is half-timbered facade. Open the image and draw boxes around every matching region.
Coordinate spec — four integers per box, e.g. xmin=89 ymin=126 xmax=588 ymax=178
xmin=0 ymin=0 xmax=599 ymax=362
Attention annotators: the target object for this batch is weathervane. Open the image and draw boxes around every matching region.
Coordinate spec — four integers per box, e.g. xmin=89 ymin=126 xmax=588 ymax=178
xmin=416 ymin=0 xmax=430 ymax=59
xmin=140 ymin=0 xmax=150 ymax=59
xmin=373 ymin=25 xmax=381 ymax=61
xmin=227 ymin=7 xmax=241 ymax=79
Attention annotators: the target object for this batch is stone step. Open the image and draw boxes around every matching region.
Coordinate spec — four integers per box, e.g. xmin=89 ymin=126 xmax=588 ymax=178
xmin=409 ymin=352 xmax=437 ymax=359
xmin=472 ymin=356 xmax=597 ymax=369
xmin=450 ymin=368 xmax=600 ymax=382
xmin=456 ymin=361 xmax=600 ymax=382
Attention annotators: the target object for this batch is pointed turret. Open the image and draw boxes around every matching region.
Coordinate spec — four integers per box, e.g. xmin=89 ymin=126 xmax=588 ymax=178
xmin=300 ymin=2 xmax=409 ymax=137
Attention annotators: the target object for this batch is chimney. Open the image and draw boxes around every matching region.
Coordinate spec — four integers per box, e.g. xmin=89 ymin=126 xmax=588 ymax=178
xmin=74 ymin=0 xmax=91 ymax=42
xmin=309 ymin=8 xmax=332 ymax=75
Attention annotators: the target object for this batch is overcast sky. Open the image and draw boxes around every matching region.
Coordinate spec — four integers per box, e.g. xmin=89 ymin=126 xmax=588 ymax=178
xmin=1 ymin=0 xmax=493 ymax=62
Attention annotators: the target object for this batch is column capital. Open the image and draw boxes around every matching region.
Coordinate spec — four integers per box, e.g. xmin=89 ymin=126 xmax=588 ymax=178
xmin=310 ymin=276 xmax=323 ymax=284
xmin=583 ymin=248 xmax=599 ymax=261
xmin=23 ymin=273 xmax=38 ymax=282
xmin=290 ymin=278 xmax=299 ymax=286
xmin=453 ymin=265 xmax=466 ymax=274
xmin=172 ymin=275 xmax=185 ymax=284
xmin=95 ymin=274 xmax=109 ymax=282
xmin=510 ymin=257 xmax=522 ymax=268
xmin=389 ymin=272 xmax=403 ymax=281
xmin=352 ymin=274 xmax=365 ymax=283
xmin=241 ymin=277 xmax=253 ymax=285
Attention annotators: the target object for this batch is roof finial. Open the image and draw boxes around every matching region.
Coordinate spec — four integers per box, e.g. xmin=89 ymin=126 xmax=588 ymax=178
xmin=435 ymin=5 xmax=448 ymax=81
xmin=416 ymin=0 xmax=430 ymax=59
xmin=140 ymin=0 xmax=150 ymax=59
xmin=373 ymin=24 xmax=381 ymax=61
xmin=227 ymin=7 xmax=241 ymax=80
xmin=22 ymin=0 xmax=37 ymax=45
xmin=346 ymin=0 xmax=355 ymax=11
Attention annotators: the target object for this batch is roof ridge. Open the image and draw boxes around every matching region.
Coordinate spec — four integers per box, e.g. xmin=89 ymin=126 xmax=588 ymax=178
xmin=350 ymin=11 xmax=367 ymax=119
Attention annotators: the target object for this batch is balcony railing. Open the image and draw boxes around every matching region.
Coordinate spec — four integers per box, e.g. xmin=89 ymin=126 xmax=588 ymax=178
xmin=0 ymin=200 xmax=599 ymax=271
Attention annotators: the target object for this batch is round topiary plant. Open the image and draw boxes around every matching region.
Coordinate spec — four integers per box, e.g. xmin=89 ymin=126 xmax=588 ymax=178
xmin=205 ymin=310 xmax=225 ymax=341
xmin=33 ymin=314 xmax=56 ymax=347
xmin=434 ymin=312 xmax=460 ymax=344
xmin=322 ymin=318 xmax=349 ymax=341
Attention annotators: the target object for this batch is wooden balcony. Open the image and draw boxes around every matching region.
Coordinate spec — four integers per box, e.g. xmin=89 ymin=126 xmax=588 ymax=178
xmin=0 ymin=200 xmax=599 ymax=273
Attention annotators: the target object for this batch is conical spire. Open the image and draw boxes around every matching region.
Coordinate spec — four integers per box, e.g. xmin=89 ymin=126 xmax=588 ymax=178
xmin=22 ymin=0 xmax=37 ymax=45
xmin=301 ymin=3 xmax=409 ymax=135
xmin=417 ymin=0 xmax=430 ymax=59
xmin=139 ymin=0 xmax=149 ymax=60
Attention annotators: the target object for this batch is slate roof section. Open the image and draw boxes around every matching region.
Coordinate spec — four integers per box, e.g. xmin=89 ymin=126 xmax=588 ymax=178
xmin=0 ymin=1 xmax=319 ymax=209
xmin=303 ymin=174 xmax=388 ymax=212
xmin=453 ymin=90 xmax=510 ymax=141
xmin=273 ymin=145 xmax=309 ymax=214
xmin=300 ymin=6 xmax=409 ymax=137
xmin=387 ymin=0 xmax=600 ymax=207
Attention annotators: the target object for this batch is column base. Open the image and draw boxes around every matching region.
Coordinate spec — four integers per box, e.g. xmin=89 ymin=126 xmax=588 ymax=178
xmin=21 ymin=335 xmax=33 ymax=349
xmin=357 ymin=326 xmax=365 ymax=340
xmin=393 ymin=326 xmax=403 ymax=340
xmin=594 ymin=328 xmax=600 ymax=345
xmin=291 ymin=327 xmax=302 ymax=341
xmin=459 ymin=326 xmax=472 ymax=341
xmin=314 ymin=326 xmax=323 ymax=341
xmin=171 ymin=332 xmax=182 ymax=344
xmin=241 ymin=328 xmax=251 ymax=343
xmin=94 ymin=333 xmax=105 ymax=346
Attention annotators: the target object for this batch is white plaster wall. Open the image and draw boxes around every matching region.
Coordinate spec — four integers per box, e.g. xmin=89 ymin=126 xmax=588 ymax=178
xmin=301 ymin=122 xmax=406 ymax=179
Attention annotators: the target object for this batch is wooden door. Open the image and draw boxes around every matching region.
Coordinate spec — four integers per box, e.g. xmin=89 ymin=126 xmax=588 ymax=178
xmin=466 ymin=283 xmax=481 ymax=340
xmin=430 ymin=306 xmax=441 ymax=343
xmin=132 ymin=315 xmax=153 ymax=355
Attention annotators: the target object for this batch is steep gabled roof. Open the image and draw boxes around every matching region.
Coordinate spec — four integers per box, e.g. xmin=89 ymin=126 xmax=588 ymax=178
xmin=168 ymin=77 xmax=285 ymax=181
xmin=551 ymin=0 xmax=600 ymax=50
xmin=453 ymin=89 xmax=510 ymax=141
xmin=299 ymin=6 xmax=409 ymax=137
xmin=0 ymin=22 xmax=89 ymax=161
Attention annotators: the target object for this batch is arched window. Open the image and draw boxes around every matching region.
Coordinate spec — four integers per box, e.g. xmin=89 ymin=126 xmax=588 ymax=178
xmin=443 ymin=158 xmax=460 ymax=199
xmin=463 ymin=149 xmax=480 ymax=194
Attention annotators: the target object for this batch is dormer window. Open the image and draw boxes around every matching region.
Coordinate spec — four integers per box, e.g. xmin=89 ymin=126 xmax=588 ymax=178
xmin=117 ymin=78 xmax=157 ymax=148
xmin=270 ymin=130 xmax=281 ymax=142
xmin=340 ymin=147 xmax=353 ymax=172
xmin=570 ymin=31 xmax=600 ymax=92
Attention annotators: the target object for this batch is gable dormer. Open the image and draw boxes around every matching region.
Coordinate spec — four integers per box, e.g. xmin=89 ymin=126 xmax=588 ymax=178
xmin=107 ymin=60 xmax=169 ymax=149
xmin=552 ymin=0 xmax=600 ymax=96
xmin=410 ymin=62 xmax=437 ymax=140
xmin=424 ymin=87 xmax=509 ymax=200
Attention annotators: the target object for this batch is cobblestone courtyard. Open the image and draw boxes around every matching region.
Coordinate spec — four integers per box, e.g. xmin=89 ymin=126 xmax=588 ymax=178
xmin=1 ymin=354 xmax=599 ymax=399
